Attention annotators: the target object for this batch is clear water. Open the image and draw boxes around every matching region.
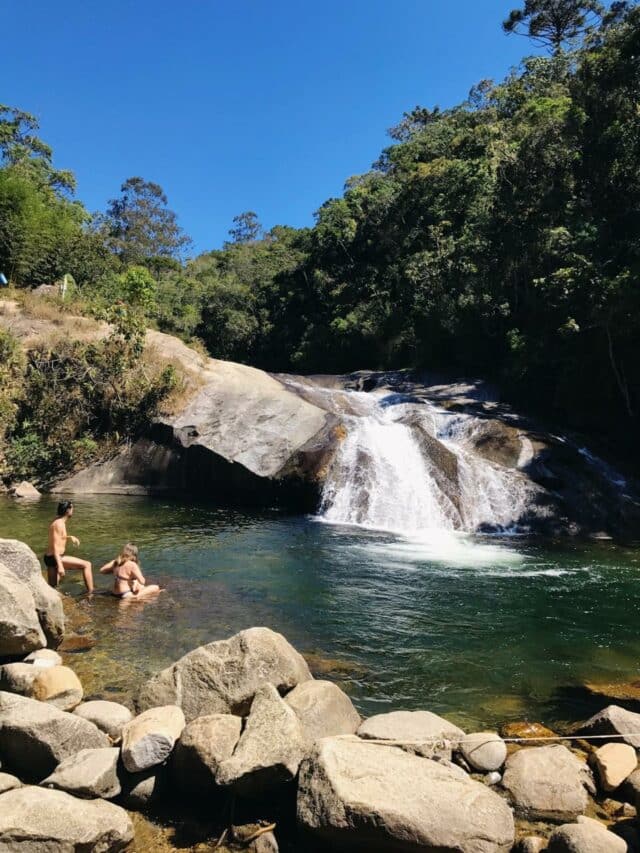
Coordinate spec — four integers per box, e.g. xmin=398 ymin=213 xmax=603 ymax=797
xmin=2 ymin=494 xmax=639 ymax=730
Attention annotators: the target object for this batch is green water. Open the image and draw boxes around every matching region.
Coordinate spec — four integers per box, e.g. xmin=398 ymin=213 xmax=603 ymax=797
xmin=2 ymin=494 xmax=640 ymax=729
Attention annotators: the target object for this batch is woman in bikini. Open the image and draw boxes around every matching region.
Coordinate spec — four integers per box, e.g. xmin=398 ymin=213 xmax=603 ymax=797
xmin=99 ymin=543 xmax=162 ymax=600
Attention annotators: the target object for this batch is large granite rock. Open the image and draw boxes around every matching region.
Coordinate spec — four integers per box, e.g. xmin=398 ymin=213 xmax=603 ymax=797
xmin=217 ymin=683 xmax=306 ymax=796
xmin=357 ymin=709 xmax=465 ymax=759
xmin=285 ymin=679 xmax=360 ymax=742
xmin=592 ymin=742 xmax=637 ymax=792
xmin=8 ymin=481 xmax=41 ymax=499
xmin=118 ymin=765 xmax=167 ymax=811
xmin=502 ymin=745 xmax=595 ymax=821
xmin=0 ymin=785 xmax=133 ymax=851
xmin=74 ymin=699 xmax=133 ymax=741
xmin=121 ymin=705 xmax=185 ymax=773
xmin=172 ymin=713 xmax=242 ymax=794
xmin=0 ymin=539 xmax=65 ymax=648
xmin=297 ymin=736 xmax=515 ymax=852
xmin=577 ymin=704 xmax=640 ymax=749
xmin=0 ymin=563 xmax=46 ymax=657
xmin=0 ymin=663 xmax=83 ymax=711
xmin=459 ymin=731 xmax=507 ymax=772
xmin=41 ymin=747 xmax=121 ymax=799
xmin=135 ymin=627 xmax=312 ymax=720
xmin=0 ymin=773 xmax=21 ymax=794
xmin=547 ymin=816 xmax=627 ymax=852
xmin=0 ymin=691 xmax=109 ymax=781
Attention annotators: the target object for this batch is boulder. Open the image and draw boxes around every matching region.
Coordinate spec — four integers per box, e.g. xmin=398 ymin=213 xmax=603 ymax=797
xmin=217 ymin=684 xmax=306 ymax=796
xmin=0 ymin=539 xmax=65 ymax=647
xmin=41 ymin=747 xmax=120 ymax=799
xmin=74 ymin=699 xmax=133 ymax=741
xmin=501 ymin=721 xmax=558 ymax=746
xmin=285 ymin=679 xmax=360 ymax=741
xmin=121 ymin=704 xmax=185 ymax=773
xmin=502 ymin=745 xmax=595 ymax=822
xmin=547 ymin=816 xmax=626 ymax=852
xmin=577 ymin=705 xmax=640 ymax=749
xmin=513 ymin=838 xmax=547 ymax=853
xmin=459 ymin=732 xmax=507 ymax=772
xmin=357 ymin=709 xmax=464 ymax=759
xmin=8 ymin=481 xmax=41 ymax=499
xmin=0 ymin=691 xmax=109 ymax=781
xmin=135 ymin=627 xmax=312 ymax=721
xmin=0 ymin=772 xmax=21 ymax=794
xmin=592 ymin=742 xmax=637 ymax=792
xmin=0 ymin=563 xmax=46 ymax=657
xmin=0 ymin=663 xmax=82 ymax=711
xmin=0 ymin=785 xmax=133 ymax=851
xmin=297 ymin=736 xmax=515 ymax=852
xmin=24 ymin=648 xmax=63 ymax=667
xmin=620 ymin=766 xmax=640 ymax=804
xmin=172 ymin=713 xmax=241 ymax=794
xmin=118 ymin=765 xmax=167 ymax=810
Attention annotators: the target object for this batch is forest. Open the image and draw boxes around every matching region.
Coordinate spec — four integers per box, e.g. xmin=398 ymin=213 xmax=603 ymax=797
xmin=1 ymin=0 xmax=639 ymax=480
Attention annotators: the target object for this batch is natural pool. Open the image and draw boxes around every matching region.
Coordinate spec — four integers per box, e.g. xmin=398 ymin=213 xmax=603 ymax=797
xmin=2 ymin=494 xmax=639 ymax=729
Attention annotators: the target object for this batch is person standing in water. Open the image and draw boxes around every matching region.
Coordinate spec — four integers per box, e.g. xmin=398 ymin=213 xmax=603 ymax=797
xmin=99 ymin=543 xmax=162 ymax=599
xmin=44 ymin=501 xmax=94 ymax=593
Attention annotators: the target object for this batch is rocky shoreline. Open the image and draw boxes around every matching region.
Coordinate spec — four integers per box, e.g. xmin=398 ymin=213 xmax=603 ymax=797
xmin=2 ymin=538 xmax=640 ymax=852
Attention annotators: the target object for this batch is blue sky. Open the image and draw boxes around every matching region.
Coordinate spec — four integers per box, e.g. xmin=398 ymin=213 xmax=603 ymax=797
xmin=4 ymin=1 xmax=535 ymax=254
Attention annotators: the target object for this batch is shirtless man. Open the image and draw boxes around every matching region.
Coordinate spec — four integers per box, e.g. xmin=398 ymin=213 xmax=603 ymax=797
xmin=44 ymin=501 xmax=94 ymax=593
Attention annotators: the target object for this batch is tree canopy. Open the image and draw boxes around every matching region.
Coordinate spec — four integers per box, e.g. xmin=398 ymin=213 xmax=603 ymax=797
xmin=503 ymin=0 xmax=604 ymax=51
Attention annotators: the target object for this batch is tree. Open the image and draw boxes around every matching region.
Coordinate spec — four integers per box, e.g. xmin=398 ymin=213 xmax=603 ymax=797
xmin=103 ymin=177 xmax=191 ymax=268
xmin=228 ymin=211 xmax=262 ymax=244
xmin=503 ymin=1 xmax=604 ymax=52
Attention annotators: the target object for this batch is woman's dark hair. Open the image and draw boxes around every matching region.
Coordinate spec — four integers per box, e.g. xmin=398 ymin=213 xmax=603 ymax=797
xmin=56 ymin=500 xmax=74 ymax=517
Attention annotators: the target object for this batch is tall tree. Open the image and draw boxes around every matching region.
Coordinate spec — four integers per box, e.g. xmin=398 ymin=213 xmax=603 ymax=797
xmin=228 ymin=211 xmax=262 ymax=244
xmin=503 ymin=0 xmax=604 ymax=52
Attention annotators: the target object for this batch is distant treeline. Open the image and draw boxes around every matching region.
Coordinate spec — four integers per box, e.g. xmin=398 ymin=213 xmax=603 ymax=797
xmin=1 ymin=1 xmax=639 ymax=457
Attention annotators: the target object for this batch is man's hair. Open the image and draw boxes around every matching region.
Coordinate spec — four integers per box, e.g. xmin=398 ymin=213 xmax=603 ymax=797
xmin=56 ymin=500 xmax=74 ymax=517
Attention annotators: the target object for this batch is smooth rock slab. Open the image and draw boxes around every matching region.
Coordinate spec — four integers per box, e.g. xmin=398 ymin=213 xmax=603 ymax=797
xmin=74 ymin=699 xmax=133 ymax=741
xmin=0 ymin=562 xmax=45 ymax=656
xmin=121 ymin=704 xmax=185 ymax=773
xmin=0 ymin=785 xmax=133 ymax=851
xmin=502 ymin=745 xmax=595 ymax=822
xmin=0 ymin=691 xmax=109 ymax=782
xmin=577 ymin=704 xmax=640 ymax=749
xmin=41 ymin=747 xmax=121 ymax=799
xmin=357 ymin=709 xmax=464 ymax=759
xmin=285 ymin=679 xmax=361 ymax=742
xmin=217 ymin=683 xmax=306 ymax=796
xmin=135 ymin=626 xmax=312 ymax=721
xmin=547 ymin=816 xmax=627 ymax=852
xmin=459 ymin=732 xmax=507 ymax=772
xmin=0 ymin=662 xmax=83 ymax=710
xmin=592 ymin=742 xmax=637 ymax=792
xmin=297 ymin=736 xmax=515 ymax=853
xmin=172 ymin=713 xmax=242 ymax=794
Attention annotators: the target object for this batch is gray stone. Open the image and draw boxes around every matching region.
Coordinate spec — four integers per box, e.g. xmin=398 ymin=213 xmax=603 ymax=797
xmin=0 ymin=663 xmax=83 ymax=711
xmin=460 ymin=731 xmax=507 ymax=772
xmin=485 ymin=771 xmax=502 ymax=785
xmin=0 ymin=539 xmax=65 ymax=648
xmin=502 ymin=745 xmax=595 ymax=822
xmin=592 ymin=742 xmax=637 ymax=792
xmin=135 ymin=627 xmax=312 ymax=721
xmin=41 ymin=747 xmax=121 ymax=799
xmin=74 ymin=700 xmax=133 ymax=741
xmin=357 ymin=709 xmax=465 ymax=759
xmin=121 ymin=704 xmax=185 ymax=773
xmin=0 ymin=785 xmax=133 ymax=851
xmin=621 ymin=766 xmax=640 ymax=804
xmin=285 ymin=679 xmax=360 ymax=742
xmin=0 ymin=772 xmax=21 ymax=794
xmin=0 ymin=563 xmax=45 ymax=657
xmin=547 ymin=816 xmax=626 ymax=852
xmin=217 ymin=683 xmax=306 ymax=796
xmin=24 ymin=648 xmax=63 ymax=667
xmin=118 ymin=765 xmax=166 ymax=810
xmin=297 ymin=736 xmax=515 ymax=852
xmin=577 ymin=704 xmax=640 ymax=749
xmin=0 ymin=691 xmax=109 ymax=781
xmin=172 ymin=713 xmax=241 ymax=794
xmin=8 ymin=481 xmax=41 ymax=499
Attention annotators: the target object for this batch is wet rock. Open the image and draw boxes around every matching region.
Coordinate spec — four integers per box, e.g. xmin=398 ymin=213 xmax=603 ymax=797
xmin=0 ymin=563 xmax=46 ymax=657
xmin=577 ymin=704 xmax=640 ymax=748
xmin=0 ymin=691 xmax=109 ymax=781
xmin=583 ymin=679 xmax=640 ymax=704
xmin=0 ymin=662 xmax=83 ymax=711
xmin=501 ymin=721 xmax=558 ymax=746
xmin=74 ymin=699 xmax=133 ymax=741
xmin=469 ymin=421 xmax=525 ymax=469
xmin=297 ymin=736 xmax=515 ymax=852
xmin=217 ymin=683 xmax=306 ymax=796
xmin=121 ymin=704 xmax=185 ymax=773
xmin=459 ymin=731 xmax=507 ymax=772
xmin=0 ymin=785 xmax=133 ymax=850
xmin=172 ymin=713 xmax=241 ymax=794
xmin=547 ymin=816 xmax=626 ymax=852
xmin=502 ymin=745 xmax=595 ymax=822
xmin=592 ymin=742 xmax=637 ymax=792
xmin=0 ymin=539 xmax=65 ymax=648
xmin=0 ymin=772 xmax=21 ymax=794
xmin=135 ymin=627 xmax=312 ymax=721
xmin=41 ymin=747 xmax=121 ymax=799
xmin=285 ymin=679 xmax=360 ymax=742
xmin=8 ymin=481 xmax=41 ymax=499
xmin=24 ymin=648 xmax=63 ymax=667
xmin=357 ymin=709 xmax=464 ymax=759
xmin=513 ymin=836 xmax=547 ymax=852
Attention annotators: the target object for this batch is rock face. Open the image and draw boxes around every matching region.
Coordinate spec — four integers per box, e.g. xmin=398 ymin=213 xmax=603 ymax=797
xmin=74 ymin=699 xmax=133 ymax=741
xmin=297 ymin=736 xmax=515 ymax=852
xmin=172 ymin=713 xmax=242 ymax=794
xmin=593 ymin=742 xmax=637 ymax=792
xmin=217 ymin=684 xmax=307 ymax=796
xmin=135 ymin=627 xmax=312 ymax=721
xmin=502 ymin=745 xmax=595 ymax=821
xmin=285 ymin=680 xmax=361 ymax=742
xmin=578 ymin=704 xmax=640 ymax=749
xmin=357 ymin=709 xmax=465 ymax=759
xmin=547 ymin=816 xmax=627 ymax=852
xmin=0 ymin=562 xmax=46 ymax=656
xmin=41 ymin=747 xmax=121 ymax=799
xmin=0 ymin=691 xmax=109 ymax=781
xmin=0 ymin=785 xmax=133 ymax=851
xmin=0 ymin=538 xmax=65 ymax=647
xmin=0 ymin=663 xmax=83 ymax=710
xmin=121 ymin=705 xmax=185 ymax=773
xmin=459 ymin=732 xmax=507 ymax=772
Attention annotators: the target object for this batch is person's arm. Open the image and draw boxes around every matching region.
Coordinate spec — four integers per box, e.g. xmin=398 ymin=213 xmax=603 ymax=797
xmin=55 ymin=553 xmax=65 ymax=578
xmin=99 ymin=559 xmax=116 ymax=575
xmin=131 ymin=565 xmax=146 ymax=586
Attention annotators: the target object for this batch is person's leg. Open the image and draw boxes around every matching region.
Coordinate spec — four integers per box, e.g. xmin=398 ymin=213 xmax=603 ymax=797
xmin=61 ymin=556 xmax=94 ymax=593
xmin=135 ymin=584 xmax=161 ymax=598
xmin=46 ymin=562 xmax=59 ymax=588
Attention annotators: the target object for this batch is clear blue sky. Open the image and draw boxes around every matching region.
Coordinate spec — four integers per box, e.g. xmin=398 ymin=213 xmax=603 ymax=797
xmin=4 ymin=1 xmax=535 ymax=255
